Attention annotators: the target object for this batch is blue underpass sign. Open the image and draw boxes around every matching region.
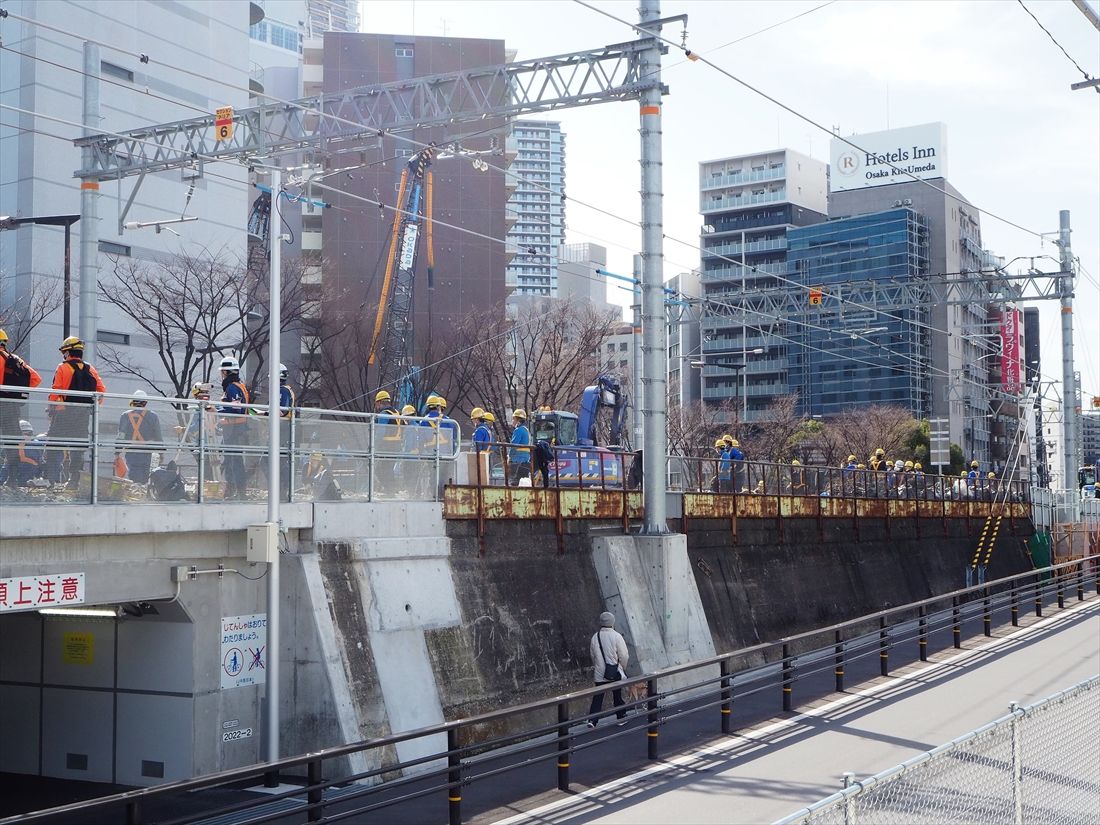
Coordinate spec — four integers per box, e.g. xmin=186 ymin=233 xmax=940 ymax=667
xmin=221 ymin=613 xmax=267 ymax=689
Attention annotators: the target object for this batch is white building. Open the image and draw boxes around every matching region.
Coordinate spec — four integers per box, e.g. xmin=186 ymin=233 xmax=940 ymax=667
xmin=1 ymin=1 xmax=252 ymax=397
xmin=506 ymin=121 xmax=565 ymax=297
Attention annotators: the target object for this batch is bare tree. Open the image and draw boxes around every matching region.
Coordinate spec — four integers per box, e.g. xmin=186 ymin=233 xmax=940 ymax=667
xmin=0 ymin=273 xmax=62 ymax=351
xmin=817 ymin=405 xmax=921 ymax=467
xmin=742 ymin=395 xmax=807 ymax=463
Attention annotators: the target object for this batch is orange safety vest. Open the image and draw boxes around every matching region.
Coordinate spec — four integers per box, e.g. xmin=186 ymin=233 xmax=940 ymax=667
xmin=124 ymin=409 xmax=148 ymax=443
xmin=221 ymin=381 xmax=250 ymax=424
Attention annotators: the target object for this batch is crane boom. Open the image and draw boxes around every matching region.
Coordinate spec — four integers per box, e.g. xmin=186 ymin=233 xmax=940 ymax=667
xmin=368 ymin=147 xmax=436 ymax=400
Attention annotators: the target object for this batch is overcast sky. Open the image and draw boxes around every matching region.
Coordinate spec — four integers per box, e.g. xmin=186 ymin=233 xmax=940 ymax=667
xmin=361 ymin=0 xmax=1100 ymax=403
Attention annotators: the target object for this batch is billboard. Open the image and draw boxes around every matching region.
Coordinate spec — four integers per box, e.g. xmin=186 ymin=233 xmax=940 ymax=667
xmin=830 ymin=123 xmax=947 ymax=192
xmin=1000 ymin=308 xmax=1022 ymax=394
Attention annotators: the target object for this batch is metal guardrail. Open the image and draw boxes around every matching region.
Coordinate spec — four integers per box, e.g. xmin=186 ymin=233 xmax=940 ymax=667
xmin=0 ymin=385 xmax=460 ymax=504
xmin=6 ymin=554 xmax=1097 ymax=825
xmin=775 ymin=675 xmax=1100 ymax=825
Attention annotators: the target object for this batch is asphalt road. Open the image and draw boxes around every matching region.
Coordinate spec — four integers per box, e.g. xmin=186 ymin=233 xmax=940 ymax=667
xmin=487 ymin=599 xmax=1100 ymax=825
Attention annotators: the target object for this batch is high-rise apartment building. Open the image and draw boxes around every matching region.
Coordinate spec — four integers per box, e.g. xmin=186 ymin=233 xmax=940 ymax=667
xmin=697 ymin=149 xmax=827 ymax=421
xmin=787 ymin=208 xmax=931 ymax=419
xmin=306 ymin=0 xmax=358 ymax=35
xmin=828 ymin=123 xmax=993 ymax=463
xmin=667 ymin=270 xmax=703 ymax=408
xmin=506 ymin=121 xmax=565 ymax=297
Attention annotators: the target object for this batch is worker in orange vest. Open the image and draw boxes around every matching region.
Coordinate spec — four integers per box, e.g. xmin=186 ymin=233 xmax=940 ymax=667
xmin=45 ymin=336 xmax=106 ymax=488
xmin=0 ymin=328 xmax=43 ymax=483
xmin=116 ymin=389 xmax=164 ymax=484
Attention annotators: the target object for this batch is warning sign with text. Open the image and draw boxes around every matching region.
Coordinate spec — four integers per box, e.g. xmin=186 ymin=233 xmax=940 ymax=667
xmin=220 ymin=613 xmax=267 ymax=690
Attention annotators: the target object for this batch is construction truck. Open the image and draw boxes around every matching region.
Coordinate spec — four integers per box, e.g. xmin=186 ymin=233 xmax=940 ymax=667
xmin=531 ymin=374 xmax=629 ymax=487
xmin=1080 ymin=465 xmax=1097 ymax=500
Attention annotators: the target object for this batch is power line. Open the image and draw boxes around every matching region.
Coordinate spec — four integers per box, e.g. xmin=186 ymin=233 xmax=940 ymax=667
xmin=1016 ymin=0 xmax=1098 ymax=85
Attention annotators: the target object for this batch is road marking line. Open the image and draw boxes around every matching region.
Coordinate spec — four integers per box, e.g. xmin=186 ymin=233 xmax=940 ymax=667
xmin=492 ymin=599 xmax=1099 ymax=825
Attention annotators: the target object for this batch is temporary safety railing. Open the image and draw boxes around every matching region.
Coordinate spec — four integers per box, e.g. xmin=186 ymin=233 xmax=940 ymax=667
xmin=8 ymin=555 xmax=1097 ymax=825
xmin=775 ymin=675 xmax=1099 ymax=825
xmin=667 ymin=455 xmax=1032 ymax=503
xmin=0 ymin=385 xmax=460 ymax=504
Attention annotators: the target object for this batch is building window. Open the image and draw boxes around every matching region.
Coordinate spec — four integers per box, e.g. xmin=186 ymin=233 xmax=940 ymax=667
xmin=98 ymin=241 xmax=131 ymax=256
xmin=395 ymin=44 xmax=414 ymax=57
xmin=101 ymin=61 xmax=133 ymax=82
xmin=249 ymin=21 xmax=268 ymax=42
xmin=97 ymin=330 xmax=130 ymax=346
xmin=269 ymin=21 xmax=298 ymax=51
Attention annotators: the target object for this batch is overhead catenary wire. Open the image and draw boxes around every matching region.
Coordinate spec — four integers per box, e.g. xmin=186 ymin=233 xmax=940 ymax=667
xmin=1016 ymin=0 xmax=1099 ymax=86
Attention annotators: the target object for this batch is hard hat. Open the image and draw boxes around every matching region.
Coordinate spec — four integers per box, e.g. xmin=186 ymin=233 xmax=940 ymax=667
xmin=191 ymin=382 xmax=211 ymax=398
xmin=971 ymin=460 xmax=979 ymax=468
xmin=218 ymin=355 xmax=240 ymax=372
xmin=470 ymin=406 xmax=485 ymax=420
xmin=18 ymin=419 xmax=32 ymax=432
xmin=375 ymin=390 xmax=391 ymax=403
xmin=856 ymin=463 xmax=866 ymax=470
xmin=130 ymin=389 xmax=148 ymax=406
xmin=904 ymin=460 xmax=914 ymax=469
xmin=435 ymin=396 xmax=447 ymax=409
xmin=401 ymin=404 xmax=417 ymax=415
xmin=722 ymin=434 xmax=734 ymax=445
xmin=894 ymin=460 xmax=905 ymax=470
xmin=875 ymin=448 xmax=885 ymax=457
xmin=426 ymin=394 xmax=445 ymax=409
xmin=59 ymin=335 xmax=84 ymax=353
xmin=482 ymin=411 xmax=496 ymax=423
xmin=791 ymin=459 xmax=801 ymax=466
xmin=847 ymin=454 xmax=856 ymax=462
xmin=0 ymin=328 xmax=8 ymax=344
xmin=512 ymin=408 xmax=527 ymax=420
xmin=278 ymin=363 xmax=288 ymax=379
xmin=728 ymin=438 xmax=740 ymax=447
xmin=714 ymin=438 xmax=726 ymax=449
xmin=914 ymin=462 xmax=923 ymax=470
xmin=988 ymin=471 xmax=996 ymax=479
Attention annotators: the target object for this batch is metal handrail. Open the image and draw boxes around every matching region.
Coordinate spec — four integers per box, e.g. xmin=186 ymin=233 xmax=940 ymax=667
xmin=8 ymin=554 xmax=1097 ymax=825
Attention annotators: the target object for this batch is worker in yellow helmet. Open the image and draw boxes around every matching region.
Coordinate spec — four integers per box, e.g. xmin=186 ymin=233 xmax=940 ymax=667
xmin=45 ymin=336 xmax=106 ymax=489
xmin=508 ymin=408 xmax=531 ymax=486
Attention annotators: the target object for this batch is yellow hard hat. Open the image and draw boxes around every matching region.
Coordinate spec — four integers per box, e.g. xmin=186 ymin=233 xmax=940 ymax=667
xmin=791 ymin=459 xmax=801 ymax=466
xmin=401 ymin=404 xmax=416 ymax=415
xmin=512 ymin=408 xmax=527 ymax=420
xmin=987 ymin=471 xmax=996 ymax=479
xmin=0 ymin=328 xmax=8 ymax=344
xmin=714 ymin=438 xmax=726 ymax=449
xmin=375 ymin=390 xmax=391 ymax=403
xmin=59 ymin=335 xmax=84 ymax=353
xmin=875 ymin=448 xmax=884 ymax=457
xmin=856 ymin=463 xmax=866 ymax=470
xmin=914 ymin=462 xmax=923 ymax=470
xmin=728 ymin=438 xmax=740 ymax=448
xmin=482 ymin=411 xmax=496 ymax=423
xmin=847 ymin=454 xmax=856 ymax=462
xmin=904 ymin=460 xmax=914 ymax=469
xmin=426 ymin=394 xmax=446 ymax=409
xmin=470 ymin=407 xmax=485 ymax=420
xmin=722 ymin=433 xmax=734 ymax=445
xmin=971 ymin=460 xmax=979 ymax=468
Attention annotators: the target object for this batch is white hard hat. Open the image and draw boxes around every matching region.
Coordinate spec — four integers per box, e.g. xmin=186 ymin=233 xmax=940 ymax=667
xmin=278 ymin=363 xmax=288 ymax=378
xmin=19 ymin=419 xmax=33 ymax=432
xmin=219 ymin=356 xmax=240 ymax=372
xmin=132 ymin=389 xmax=147 ymax=398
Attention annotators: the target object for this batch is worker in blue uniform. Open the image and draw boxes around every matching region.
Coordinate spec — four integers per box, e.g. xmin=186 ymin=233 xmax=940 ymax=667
xmin=508 ymin=408 xmax=531 ymax=486
xmin=217 ymin=356 xmax=250 ymax=500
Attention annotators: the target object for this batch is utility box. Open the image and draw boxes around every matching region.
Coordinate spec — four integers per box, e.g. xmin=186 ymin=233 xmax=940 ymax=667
xmin=247 ymin=523 xmax=278 ymax=564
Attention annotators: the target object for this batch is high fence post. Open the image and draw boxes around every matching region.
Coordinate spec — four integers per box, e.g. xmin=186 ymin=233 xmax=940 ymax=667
xmin=1010 ymin=701 xmax=1023 ymax=825
xmin=835 ymin=629 xmax=845 ymax=691
xmin=646 ymin=678 xmax=659 ymax=760
xmin=918 ymin=605 xmax=928 ymax=661
xmin=367 ymin=418 xmax=376 ymax=501
xmin=89 ymin=401 xmax=99 ymax=504
xmin=557 ymin=701 xmax=570 ymax=791
xmin=447 ymin=727 xmax=462 ymax=825
xmin=782 ymin=643 xmax=793 ymax=711
xmin=843 ymin=771 xmax=856 ymax=825
xmin=720 ymin=658 xmax=732 ymax=734
xmin=196 ymin=404 xmax=206 ymax=503
xmin=307 ymin=757 xmax=324 ymax=822
xmin=287 ymin=414 xmax=296 ymax=503
xmin=878 ymin=616 xmax=889 ymax=676
xmin=983 ymin=587 xmax=992 ymax=637
xmin=1010 ymin=583 xmax=1019 ymax=627
xmin=952 ymin=596 xmax=961 ymax=649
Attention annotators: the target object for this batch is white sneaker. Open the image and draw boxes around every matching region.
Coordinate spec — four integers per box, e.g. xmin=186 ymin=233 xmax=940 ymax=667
xmin=586 ymin=721 xmax=597 ymax=729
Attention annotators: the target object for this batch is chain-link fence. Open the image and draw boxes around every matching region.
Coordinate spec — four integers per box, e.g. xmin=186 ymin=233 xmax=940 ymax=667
xmin=776 ymin=676 xmax=1100 ymax=825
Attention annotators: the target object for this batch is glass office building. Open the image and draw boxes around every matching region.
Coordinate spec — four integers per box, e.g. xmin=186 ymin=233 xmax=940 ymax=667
xmin=787 ymin=208 xmax=931 ymax=419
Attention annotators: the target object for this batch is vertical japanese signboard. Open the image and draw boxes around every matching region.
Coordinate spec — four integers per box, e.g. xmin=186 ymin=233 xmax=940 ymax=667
xmin=220 ymin=614 xmax=267 ymax=690
xmin=1000 ymin=309 xmax=1022 ymax=394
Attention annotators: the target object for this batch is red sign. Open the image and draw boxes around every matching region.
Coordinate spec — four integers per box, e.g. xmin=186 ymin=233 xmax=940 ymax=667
xmin=0 ymin=573 xmax=85 ymax=613
xmin=999 ymin=309 xmax=1022 ymax=394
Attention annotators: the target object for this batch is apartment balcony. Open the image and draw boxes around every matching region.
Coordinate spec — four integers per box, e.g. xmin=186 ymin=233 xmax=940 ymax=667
xmin=699 ymin=165 xmax=785 ymax=191
xmin=701 ymin=189 xmax=787 ymax=214
xmin=701 ymin=262 xmax=790 ymax=282
xmin=702 ymin=237 xmax=788 ymax=258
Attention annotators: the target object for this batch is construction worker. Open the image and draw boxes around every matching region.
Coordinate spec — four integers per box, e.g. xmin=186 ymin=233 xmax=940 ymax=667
xmin=790 ymin=459 xmax=807 ymax=496
xmin=714 ymin=438 xmax=731 ymax=492
xmin=868 ymin=448 xmax=886 ymax=495
xmin=986 ymin=470 xmax=999 ymax=501
xmin=471 ymin=407 xmax=492 ymax=452
xmin=116 ymin=389 xmax=164 ymax=484
xmin=724 ymin=435 xmax=746 ymax=492
xmin=217 ymin=356 xmax=250 ymax=500
xmin=3 ymin=419 xmax=44 ymax=486
xmin=868 ymin=448 xmax=886 ymax=472
xmin=912 ymin=462 xmax=926 ymax=499
xmin=182 ymin=382 xmax=219 ymax=482
xmin=0 ymin=328 xmax=42 ymax=481
xmin=44 ymin=336 xmax=106 ymax=489
xmin=419 ymin=395 xmax=458 ymax=493
xmin=508 ymin=408 xmax=531 ymax=486
xmin=967 ymin=460 xmax=980 ymax=481
xmin=372 ymin=390 xmax=402 ymax=496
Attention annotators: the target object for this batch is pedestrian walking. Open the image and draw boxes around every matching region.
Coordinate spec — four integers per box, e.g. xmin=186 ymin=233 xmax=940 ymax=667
xmin=116 ymin=390 xmax=164 ymax=484
xmin=587 ymin=611 xmax=630 ymax=728
xmin=0 ymin=328 xmax=42 ymax=483
xmin=217 ymin=356 xmax=250 ymax=500
xmin=44 ymin=336 xmax=105 ymax=489
xmin=508 ymin=408 xmax=531 ymax=486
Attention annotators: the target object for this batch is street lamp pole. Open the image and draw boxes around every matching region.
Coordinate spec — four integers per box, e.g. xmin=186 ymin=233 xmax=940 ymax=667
xmin=0 ymin=214 xmax=81 ymax=338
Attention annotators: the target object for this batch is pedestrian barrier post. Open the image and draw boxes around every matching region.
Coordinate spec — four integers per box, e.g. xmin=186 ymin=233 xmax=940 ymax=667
xmin=782 ymin=643 xmax=793 ymax=711
xmin=1010 ymin=583 xmax=1019 ymax=627
xmin=447 ymin=727 xmax=462 ymax=825
xmin=952 ymin=596 xmax=961 ymax=649
xmin=1035 ymin=572 xmax=1043 ymax=617
xmin=918 ymin=604 xmax=928 ymax=661
xmin=720 ymin=658 xmax=732 ymax=733
xmin=879 ymin=616 xmax=889 ymax=676
xmin=647 ymin=677 xmax=659 ymax=760
xmin=556 ymin=701 xmax=570 ymax=791
xmin=307 ymin=757 xmax=324 ymax=822
xmin=983 ymin=587 xmax=992 ymax=637
xmin=834 ymin=629 xmax=845 ymax=691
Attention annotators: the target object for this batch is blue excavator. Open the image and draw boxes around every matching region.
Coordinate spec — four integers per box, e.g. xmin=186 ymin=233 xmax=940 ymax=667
xmin=531 ymin=374 xmax=629 ymax=487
